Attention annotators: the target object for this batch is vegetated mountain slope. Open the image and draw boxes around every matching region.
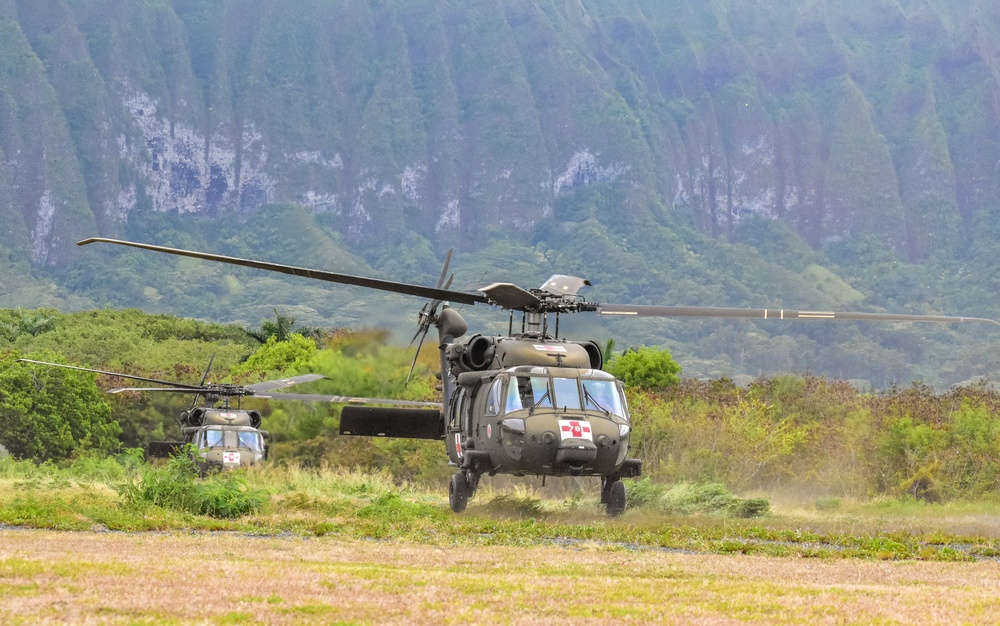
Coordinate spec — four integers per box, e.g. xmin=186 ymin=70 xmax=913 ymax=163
xmin=1 ymin=0 xmax=999 ymax=386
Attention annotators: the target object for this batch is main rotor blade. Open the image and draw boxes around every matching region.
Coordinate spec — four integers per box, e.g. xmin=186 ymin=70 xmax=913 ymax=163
xmin=252 ymin=391 xmax=440 ymax=407
xmin=595 ymin=304 xmax=1000 ymax=326
xmin=199 ymin=353 xmax=215 ymax=387
xmin=17 ymin=359 xmax=203 ymax=389
xmin=78 ymin=238 xmax=487 ymax=306
xmin=245 ymin=373 xmax=327 ymax=393
xmin=108 ymin=387 xmax=206 ymax=394
xmin=477 ymin=282 xmax=542 ymax=309
xmin=192 ymin=354 xmax=215 ymax=410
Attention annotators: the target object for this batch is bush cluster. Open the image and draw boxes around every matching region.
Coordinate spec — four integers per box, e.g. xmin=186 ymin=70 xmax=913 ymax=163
xmin=118 ymin=450 xmax=268 ymax=518
xmin=630 ymin=376 xmax=1000 ymax=500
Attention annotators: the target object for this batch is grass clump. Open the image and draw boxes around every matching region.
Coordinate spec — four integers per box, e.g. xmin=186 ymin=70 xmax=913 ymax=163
xmin=357 ymin=492 xmax=447 ymax=522
xmin=815 ymin=496 xmax=842 ymax=511
xmin=118 ymin=451 xmax=268 ymax=519
xmin=481 ymin=486 xmax=547 ymax=519
xmin=626 ymin=478 xmax=770 ymax=518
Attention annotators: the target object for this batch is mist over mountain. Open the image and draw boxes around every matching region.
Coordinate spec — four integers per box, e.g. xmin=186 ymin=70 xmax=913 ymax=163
xmin=2 ymin=0 xmax=1000 ymax=387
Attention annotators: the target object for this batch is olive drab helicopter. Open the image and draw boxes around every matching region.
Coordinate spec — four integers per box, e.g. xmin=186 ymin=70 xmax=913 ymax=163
xmin=17 ymin=357 xmax=438 ymax=474
xmin=76 ymin=238 xmax=1000 ymax=515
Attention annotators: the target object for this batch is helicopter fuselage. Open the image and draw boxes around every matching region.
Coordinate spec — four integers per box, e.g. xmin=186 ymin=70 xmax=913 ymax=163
xmin=186 ymin=423 xmax=268 ymax=471
xmin=446 ymin=365 xmax=640 ymax=480
xmin=185 ymin=408 xmax=268 ymax=472
xmin=149 ymin=407 xmax=270 ymax=471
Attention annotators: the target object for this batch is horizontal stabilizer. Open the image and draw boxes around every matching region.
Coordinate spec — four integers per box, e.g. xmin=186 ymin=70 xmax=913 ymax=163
xmin=340 ymin=406 xmax=443 ymax=440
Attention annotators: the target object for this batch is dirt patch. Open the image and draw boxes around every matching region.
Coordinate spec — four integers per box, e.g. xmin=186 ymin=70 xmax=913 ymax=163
xmin=1 ymin=529 xmax=999 ymax=624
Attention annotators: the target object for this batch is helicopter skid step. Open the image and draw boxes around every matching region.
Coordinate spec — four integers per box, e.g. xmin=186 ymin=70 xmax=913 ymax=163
xmin=459 ymin=450 xmax=491 ymax=473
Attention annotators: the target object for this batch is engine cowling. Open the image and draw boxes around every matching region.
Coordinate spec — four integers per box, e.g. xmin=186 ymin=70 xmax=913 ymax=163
xmin=447 ymin=336 xmax=603 ymax=374
xmin=182 ymin=408 xmax=205 ymax=427
xmin=578 ymin=340 xmax=603 ymax=370
xmin=463 ymin=335 xmax=496 ymax=370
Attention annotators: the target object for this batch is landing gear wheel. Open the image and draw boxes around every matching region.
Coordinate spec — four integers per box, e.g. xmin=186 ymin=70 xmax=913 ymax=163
xmin=449 ymin=472 xmax=470 ymax=513
xmin=604 ymin=480 xmax=626 ymax=517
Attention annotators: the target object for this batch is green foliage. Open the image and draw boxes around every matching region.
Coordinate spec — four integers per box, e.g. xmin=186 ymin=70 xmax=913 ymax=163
xmin=305 ymin=337 xmax=435 ymax=402
xmin=230 ymin=334 xmax=317 ymax=379
xmin=0 ymin=308 xmax=251 ymax=450
xmin=118 ymin=449 xmax=268 ymax=519
xmin=4 ymin=309 xmax=248 ymax=371
xmin=244 ymin=308 xmax=323 ymax=345
xmin=5 ymin=454 xmax=1000 ymax=563
xmin=627 ymin=375 xmax=1000 ymax=502
xmin=0 ymin=308 xmax=56 ymax=341
xmin=0 ymin=351 xmax=119 ymax=461
xmin=606 ymin=346 xmax=681 ymax=390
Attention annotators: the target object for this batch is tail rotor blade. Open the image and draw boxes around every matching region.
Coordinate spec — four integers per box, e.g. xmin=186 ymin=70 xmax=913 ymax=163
xmin=405 ymin=327 xmax=429 ymax=385
xmin=436 ymin=250 xmax=452 ymax=289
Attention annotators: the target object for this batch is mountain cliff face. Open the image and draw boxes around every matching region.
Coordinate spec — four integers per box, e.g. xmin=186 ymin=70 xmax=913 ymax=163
xmin=4 ymin=0 xmax=999 ymax=266
xmin=2 ymin=0 xmax=1000 ymax=386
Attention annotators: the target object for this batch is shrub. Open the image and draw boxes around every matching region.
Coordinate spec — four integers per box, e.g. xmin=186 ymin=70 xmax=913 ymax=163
xmin=607 ymin=346 xmax=681 ymax=390
xmin=118 ymin=450 xmax=268 ymax=518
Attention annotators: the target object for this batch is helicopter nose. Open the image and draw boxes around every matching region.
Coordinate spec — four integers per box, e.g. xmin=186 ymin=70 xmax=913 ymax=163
xmin=554 ymin=439 xmax=598 ymax=465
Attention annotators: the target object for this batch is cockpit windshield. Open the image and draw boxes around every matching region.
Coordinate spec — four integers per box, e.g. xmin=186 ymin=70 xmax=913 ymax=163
xmin=199 ymin=428 xmax=263 ymax=451
xmin=238 ymin=431 xmax=263 ymax=452
xmin=203 ymin=429 xmax=224 ymax=448
xmin=552 ymin=377 xmax=582 ymax=410
xmin=505 ymin=375 xmax=552 ymax=412
xmin=503 ymin=372 xmax=626 ymax=418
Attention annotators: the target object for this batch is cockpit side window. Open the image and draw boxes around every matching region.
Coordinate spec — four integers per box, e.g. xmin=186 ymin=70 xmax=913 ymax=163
xmin=450 ymin=388 xmax=466 ymax=430
xmin=486 ymin=378 xmax=504 ymax=417
xmin=581 ymin=379 xmax=626 ymax=418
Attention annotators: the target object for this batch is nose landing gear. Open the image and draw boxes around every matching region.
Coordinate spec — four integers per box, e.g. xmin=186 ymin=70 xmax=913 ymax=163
xmin=601 ymin=477 xmax=626 ymax=517
xmin=448 ymin=470 xmax=481 ymax=513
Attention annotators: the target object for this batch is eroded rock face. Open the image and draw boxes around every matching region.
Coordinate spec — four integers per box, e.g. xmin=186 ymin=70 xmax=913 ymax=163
xmin=121 ymin=89 xmax=274 ymax=216
xmin=3 ymin=0 xmax=996 ymax=265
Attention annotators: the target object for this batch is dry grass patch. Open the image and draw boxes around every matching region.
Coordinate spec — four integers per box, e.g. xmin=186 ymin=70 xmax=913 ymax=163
xmin=1 ymin=529 xmax=1000 ymax=624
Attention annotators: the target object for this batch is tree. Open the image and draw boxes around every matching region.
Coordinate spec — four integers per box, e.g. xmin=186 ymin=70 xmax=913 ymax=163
xmin=243 ymin=309 xmax=322 ymax=344
xmin=0 ymin=352 xmax=119 ymax=461
xmin=0 ymin=308 xmax=56 ymax=342
xmin=230 ymin=334 xmax=317 ymax=379
xmin=606 ymin=346 xmax=682 ymax=390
